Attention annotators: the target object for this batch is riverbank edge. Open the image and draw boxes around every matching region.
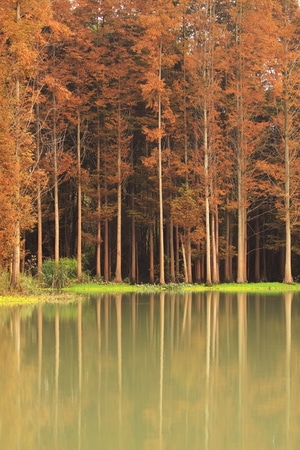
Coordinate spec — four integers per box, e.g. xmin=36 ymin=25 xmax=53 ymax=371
xmin=64 ymin=281 xmax=300 ymax=294
xmin=0 ymin=282 xmax=299 ymax=306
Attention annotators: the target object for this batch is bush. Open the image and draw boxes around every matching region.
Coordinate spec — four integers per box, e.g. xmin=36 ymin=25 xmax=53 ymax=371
xmin=42 ymin=258 xmax=78 ymax=289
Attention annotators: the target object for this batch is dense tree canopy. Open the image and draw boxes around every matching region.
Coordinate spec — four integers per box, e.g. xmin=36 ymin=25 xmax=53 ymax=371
xmin=0 ymin=0 xmax=299 ymax=285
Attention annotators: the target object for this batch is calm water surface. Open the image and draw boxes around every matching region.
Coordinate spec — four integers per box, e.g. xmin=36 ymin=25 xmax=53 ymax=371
xmin=0 ymin=292 xmax=300 ymax=449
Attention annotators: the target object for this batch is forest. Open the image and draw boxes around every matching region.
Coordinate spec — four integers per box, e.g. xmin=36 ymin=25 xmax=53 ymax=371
xmin=0 ymin=0 xmax=299 ymax=287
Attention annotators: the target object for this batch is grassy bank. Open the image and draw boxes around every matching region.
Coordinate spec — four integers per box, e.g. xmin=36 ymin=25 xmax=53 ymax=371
xmin=0 ymin=292 xmax=80 ymax=306
xmin=64 ymin=281 xmax=300 ymax=294
xmin=0 ymin=280 xmax=300 ymax=306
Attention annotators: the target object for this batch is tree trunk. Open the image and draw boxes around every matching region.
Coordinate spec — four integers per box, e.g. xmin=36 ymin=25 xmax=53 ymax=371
xmin=254 ymin=216 xmax=260 ymax=281
xmin=211 ymin=211 xmax=220 ymax=284
xmin=36 ymin=101 xmax=43 ymax=278
xmin=104 ymin=173 xmax=110 ymax=281
xmin=236 ymin=0 xmax=247 ymax=283
xmin=202 ymin=1 xmax=214 ymax=285
xmin=115 ymin=102 xmax=122 ymax=283
xmin=11 ymin=224 xmax=21 ymax=289
xmin=104 ymin=216 xmax=109 ymax=281
xmin=169 ymin=217 xmax=175 ymax=282
xmin=181 ymin=238 xmax=188 ymax=283
xmin=53 ymin=96 xmax=59 ymax=263
xmin=149 ymin=224 xmax=154 ymax=284
xmin=282 ymin=0 xmax=293 ymax=284
xmin=236 ymin=159 xmax=247 ymax=283
xmin=96 ymin=134 xmax=101 ymax=278
xmin=195 ymin=243 xmax=201 ymax=283
xmin=175 ymin=225 xmax=180 ymax=280
xmin=158 ymin=40 xmax=165 ymax=284
xmin=77 ymin=111 xmax=82 ymax=280
xmin=10 ymin=2 xmax=21 ymax=289
xmin=283 ymin=105 xmax=293 ymax=283
xmin=187 ymin=232 xmax=193 ymax=283
xmin=204 ymin=101 xmax=212 ymax=285
xmin=131 ymin=210 xmax=137 ymax=284
xmin=224 ymin=206 xmax=233 ymax=282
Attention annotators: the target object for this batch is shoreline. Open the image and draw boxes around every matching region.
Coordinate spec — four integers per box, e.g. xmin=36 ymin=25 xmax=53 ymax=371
xmin=0 ymin=282 xmax=299 ymax=306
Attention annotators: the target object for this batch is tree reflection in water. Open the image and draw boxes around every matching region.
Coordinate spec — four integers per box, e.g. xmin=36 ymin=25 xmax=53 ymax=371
xmin=0 ymin=292 xmax=299 ymax=449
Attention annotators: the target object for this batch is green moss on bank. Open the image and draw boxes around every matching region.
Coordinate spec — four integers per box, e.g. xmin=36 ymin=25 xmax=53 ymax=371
xmin=0 ymin=281 xmax=299 ymax=306
xmin=0 ymin=293 xmax=80 ymax=306
xmin=64 ymin=281 xmax=300 ymax=294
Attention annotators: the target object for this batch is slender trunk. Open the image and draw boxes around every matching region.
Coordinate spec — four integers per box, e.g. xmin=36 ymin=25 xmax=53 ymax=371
xmin=11 ymin=2 xmax=21 ymax=288
xmin=104 ymin=168 xmax=109 ymax=280
xmin=11 ymin=225 xmax=20 ymax=289
xmin=115 ymin=102 xmax=122 ymax=283
xmin=77 ymin=111 xmax=82 ymax=280
xmin=37 ymin=186 xmax=42 ymax=277
xmin=195 ymin=242 xmax=201 ymax=283
xmin=187 ymin=232 xmax=192 ymax=283
xmin=131 ymin=208 xmax=136 ymax=284
xmin=225 ymin=206 xmax=233 ymax=282
xmin=215 ymin=208 xmax=220 ymax=281
xmin=158 ymin=39 xmax=165 ymax=284
xmin=202 ymin=1 xmax=212 ymax=285
xmin=283 ymin=107 xmax=293 ymax=283
xmin=53 ymin=98 xmax=59 ymax=263
xmin=104 ymin=216 xmax=109 ymax=281
xmin=169 ymin=217 xmax=175 ymax=282
xmin=182 ymin=21 xmax=188 ymax=184
xmin=254 ymin=216 xmax=260 ymax=281
xmin=131 ymin=152 xmax=136 ymax=282
xmin=36 ymin=101 xmax=43 ymax=278
xmin=204 ymin=101 xmax=212 ymax=285
xmin=165 ymin=219 xmax=170 ymax=282
xmin=283 ymin=0 xmax=293 ymax=284
xmin=149 ymin=224 xmax=154 ymax=284
xmin=237 ymin=159 xmax=247 ymax=282
xmin=175 ymin=225 xmax=180 ymax=280
xmin=181 ymin=237 xmax=188 ymax=283
xmin=96 ymin=134 xmax=101 ymax=278
xmin=262 ymin=222 xmax=267 ymax=281
xmin=211 ymin=211 xmax=219 ymax=284
xmin=236 ymin=0 xmax=247 ymax=283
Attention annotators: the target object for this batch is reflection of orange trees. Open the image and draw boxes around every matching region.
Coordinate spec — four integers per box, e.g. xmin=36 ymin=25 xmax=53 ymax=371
xmin=235 ymin=293 xmax=300 ymax=450
xmin=151 ymin=292 xmax=300 ymax=449
xmin=0 ymin=317 xmax=45 ymax=448
xmin=1 ymin=293 xmax=300 ymax=449
xmin=0 ymin=306 xmax=89 ymax=449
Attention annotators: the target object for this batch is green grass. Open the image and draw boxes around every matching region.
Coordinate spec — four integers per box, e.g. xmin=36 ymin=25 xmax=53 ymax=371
xmin=0 ymin=295 xmax=44 ymax=306
xmin=187 ymin=282 xmax=300 ymax=293
xmin=0 ymin=292 xmax=81 ymax=306
xmin=0 ymin=280 xmax=299 ymax=306
xmin=0 ymin=272 xmax=82 ymax=305
xmin=63 ymin=282 xmax=148 ymax=294
xmin=64 ymin=281 xmax=300 ymax=294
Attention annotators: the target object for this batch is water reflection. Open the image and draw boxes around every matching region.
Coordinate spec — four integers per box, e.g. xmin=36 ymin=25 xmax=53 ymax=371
xmin=285 ymin=292 xmax=292 ymax=450
xmin=0 ymin=292 xmax=300 ymax=449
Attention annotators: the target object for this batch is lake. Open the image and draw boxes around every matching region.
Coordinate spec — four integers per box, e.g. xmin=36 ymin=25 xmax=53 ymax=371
xmin=0 ymin=292 xmax=299 ymax=449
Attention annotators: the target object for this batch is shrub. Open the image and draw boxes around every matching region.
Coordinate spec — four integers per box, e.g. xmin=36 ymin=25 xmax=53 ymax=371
xmin=42 ymin=258 xmax=78 ymax=289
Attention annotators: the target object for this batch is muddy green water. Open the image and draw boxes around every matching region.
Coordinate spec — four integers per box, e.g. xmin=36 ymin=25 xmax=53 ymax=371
xmin=0 ymin=292 xmax=299 ymax=449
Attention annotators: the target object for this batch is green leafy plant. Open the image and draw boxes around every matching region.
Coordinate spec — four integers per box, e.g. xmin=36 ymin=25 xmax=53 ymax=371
xmin=42 ymin=258 xmax=78 ymax=289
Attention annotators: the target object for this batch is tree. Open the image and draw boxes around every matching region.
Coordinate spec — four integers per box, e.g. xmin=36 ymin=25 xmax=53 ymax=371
xmin=37 ymin=3 xmax=75 ymax=264
xmin=1 ymin=0 xmax=298 ymax=285
xmin=223 ymin=0 xmax=283 ymax=282
xmin=277 ymin=0 xmax=300 ymax=283
xmin=0 ymin=0 xmax=54 ymax=287
xmin=98 ymin=2 xmax=140 ymax=282
xmin=137 ymin=0 xmax=180 ymax=284
xmin=171 ymin=186 xmax=204 ymax=283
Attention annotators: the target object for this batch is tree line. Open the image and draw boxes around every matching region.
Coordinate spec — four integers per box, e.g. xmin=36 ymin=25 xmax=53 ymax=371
xmin=0 ymin=0 xmax=299 ymax=287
